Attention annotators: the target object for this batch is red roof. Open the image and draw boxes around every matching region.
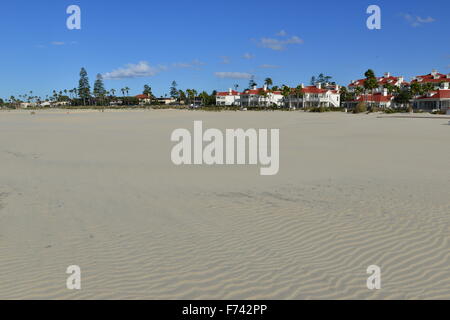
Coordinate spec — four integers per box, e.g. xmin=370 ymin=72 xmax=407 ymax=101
xmin=242 ymin=88 xmax=281 ymax=95
xmin=216 ymin=90 xmax=240 ymax=96
xmin=416 ymin=90 xmax=450 ymax=100
xmin=411 ymin=72 xmax=450 ymax=84
xmin=349 ymin=75 xmax=406 ymax=87
xmin=136 ymin=94 xmax=150 ymax=99
xmin=301 ymin=86 xmax=327 ymax=94
xmin=351 ymin=93 xmax=393 ymax=103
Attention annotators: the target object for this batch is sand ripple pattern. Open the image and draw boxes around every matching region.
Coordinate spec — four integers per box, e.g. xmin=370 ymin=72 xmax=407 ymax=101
xmin=1 ymin=182 xmax=449 ymax=299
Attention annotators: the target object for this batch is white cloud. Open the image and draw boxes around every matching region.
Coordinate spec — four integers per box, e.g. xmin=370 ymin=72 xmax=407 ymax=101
xmin=220 ymin=56 xmax=231 ymax=64
xmin=401 ymin=13 xmax=436 ymax=27
xmin=257 ymin=35 xmax=304 ymax=51
xmin=259 ymin=64 xmax=280 ymax=69
xmin=51 ymin=41 xmax=65 ymax=46
xmin=276 ymin=30 xmax=287 ymax=36
xmin=172 ymin=59 xmax=205 ymax=69
xmin=214 ymin=72 xmax=253 ymax=79
xmin=103 ymin=61 xmax=165 ymax=80
xmin=243 ymin=53 xmax=255 ymax=59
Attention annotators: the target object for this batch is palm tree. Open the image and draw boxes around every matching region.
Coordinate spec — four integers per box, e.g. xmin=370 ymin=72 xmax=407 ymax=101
xmin=295 ymin=85 xmax=304 ymax=108
xmin=264 ymin=78 xmax=273 ymax=89
xmin=258 ymin=88 xmax=268 ymax=108
xmin=282 ymin=85 xmax=291 ymax=109
xmin=192 ymin=89 xmax=198 ymax=105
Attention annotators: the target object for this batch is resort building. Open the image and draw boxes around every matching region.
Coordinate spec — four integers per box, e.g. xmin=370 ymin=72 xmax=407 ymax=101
xmin=285 ymin=83 xmax=341 ymax=108
xmin=156 ymin=97 xmax=177 ymax=105
xmin=239 ymin=85 xmax=283 ymax=107
xmin=411 ymin=70 xmax=450 ymax=89
xmin=215 ymin=89 xmax=241 ymax=106
xmin=344 ymin=89 xmax=395 ymax=110
xmin=412 ymin=87 xmax=450 ymax=112
xmin=348 ymin=72 xmax=408 ymax=93
xmin=136 ymin=95 xmax=177 ymax=105
xmin=136 ymin=94 xmax=153 ymax=105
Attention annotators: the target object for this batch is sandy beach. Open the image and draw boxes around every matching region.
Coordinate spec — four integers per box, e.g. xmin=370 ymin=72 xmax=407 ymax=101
xmin=0 ymin=109 xmax=449 ymax=299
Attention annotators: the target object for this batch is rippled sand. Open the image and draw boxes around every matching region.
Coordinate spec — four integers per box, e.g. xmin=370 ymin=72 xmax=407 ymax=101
xmin=0 ymin=109 xmax=449 ymax=299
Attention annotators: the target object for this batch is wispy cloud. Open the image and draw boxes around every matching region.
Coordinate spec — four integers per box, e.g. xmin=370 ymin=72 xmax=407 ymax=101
xmin=103 ymin=61 xmax=166 ymax=80
xmin=256 ymin=33 xmax=304 ymax=51
xmin=214 ymin=72 xmax=253 ymax=79
xmin=51 ymin=41 xmax=66 ymax=46
xmin=220 ymin=56 xmax=231 ymax=64
xmin=259 ymin=64 xmax=280 ymax=69
xmin=243 ymin=53 xmax=255 ymax=59
xmin=103 ymin=59 xmax=205 ymax=79
xmin=172 ymin=59 xmax=205 ymax=69
xmin=401 ymin=13 xmax=436 ymax=27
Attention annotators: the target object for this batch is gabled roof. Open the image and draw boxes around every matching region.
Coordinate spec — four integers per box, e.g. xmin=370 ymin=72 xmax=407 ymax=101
xmin=416 ymin=89 xmax=450 ymax=100
xmin=351 ymin=93 xmax=394 ymax=103
xmin=216 ymin=90 xmax=241 ymax=96
xmin=411 ymin=72 xmax=450 ymax=84
xmin=241 ymin=88 xmax=282 ymax=95
xmin=136 ymin=94 xmax=151 ymax=99
xmin=349 ymin=75 xmax=406 ymax=87
xmin=287 ymin=86 xmax=339 ymax=94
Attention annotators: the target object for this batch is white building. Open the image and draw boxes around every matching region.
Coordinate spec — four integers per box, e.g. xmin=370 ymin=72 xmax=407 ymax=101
xmin=411 ymin=70 xmax=450 ymax=90
xmin=286 ymin=83 xmax=341 ymax=108
xmin=240 ymin=85 xmax=283 ymax=107
xmin=344 ymin=89 xmax=395 ymax=110
xmin=348 ymin=72 xmax=408 ymax=93
xmin=412 ymin=86 xmax=450 ymax=112
xmin=216 ymin=89 xmax=241 ymax=106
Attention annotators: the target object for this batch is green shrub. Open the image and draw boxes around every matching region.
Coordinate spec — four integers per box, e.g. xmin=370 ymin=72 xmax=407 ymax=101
xmin=354 ymin=102 xmax=367 ymax=113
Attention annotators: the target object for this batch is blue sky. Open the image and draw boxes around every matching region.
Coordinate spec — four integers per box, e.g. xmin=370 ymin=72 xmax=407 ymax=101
xmin=0 ymin=0 xmax=449 ymax=99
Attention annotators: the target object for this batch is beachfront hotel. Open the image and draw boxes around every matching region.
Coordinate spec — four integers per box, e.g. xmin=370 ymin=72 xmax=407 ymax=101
xmin=348 ymin=72 xmax=409 ymax=93
xmin=343 ymin=89 xmax=395 ymax=110
xmin=212 ymin=69 xmax=450 ymax=113
xmin=286 ymin=83 xmax=341 ymax=108
xmin=412 ymin=85 xmax=450 ymax=112
xmin=215 ymin=89 xmax=241 ymax=106
xmin=411 ymin=69 xmax=450 ymax=89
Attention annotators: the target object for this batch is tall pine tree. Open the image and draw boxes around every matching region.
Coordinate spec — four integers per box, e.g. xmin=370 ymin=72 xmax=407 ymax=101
xmin=78 ymin=68 xmax=91 ymax=106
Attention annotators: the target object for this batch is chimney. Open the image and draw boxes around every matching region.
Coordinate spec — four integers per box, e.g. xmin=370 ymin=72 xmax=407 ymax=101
xmin=229 ymin=88 xmax=232 ymax=95
xmin=431 ymin=69 xmax=438 ymax=76
xmin=316 ymin=83 xmax=322 ymax=89
xmin=442 ymin=82 xmax=449 ymax=90
xmin=252 ymin=85 xmax=257 ymax=90
xmin=398 ymin=76 xmax=404 ymax=83
xmin=263 ymin=84 xmax=268 ymax=91
xmin=384 ymin=72 xmax=390 ymax=78
xmin=301 ymin=83 xmax=304 ymax=89
xmin=383 ymin=88 xmax=388 ymax=96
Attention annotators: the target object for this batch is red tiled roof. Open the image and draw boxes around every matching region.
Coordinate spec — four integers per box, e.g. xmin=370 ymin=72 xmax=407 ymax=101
xmin=416 ymin=90 xmax=450 ymax=100
xmin=242 ymin=88 xmax=281 ymax=95
xmin=301 ymin=86 xmax=328 ymax=94
xmin=216 ymin=90 xmax=240 ymax=96
xmin=349 ymin=75 xmax=406 ymax=87
xmin=351 ymin=93 xmax=394 ymax=103
xmin=136 ymin=94 xmax=150 ymax=99
xmin=411 ymin=73 xmax=450 ymax=84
